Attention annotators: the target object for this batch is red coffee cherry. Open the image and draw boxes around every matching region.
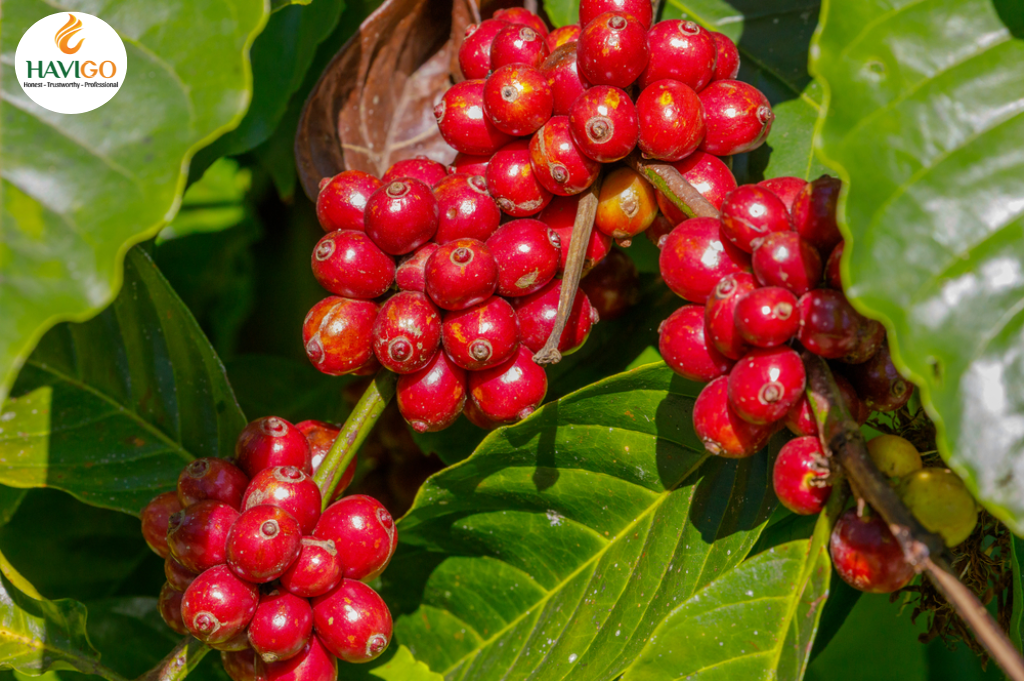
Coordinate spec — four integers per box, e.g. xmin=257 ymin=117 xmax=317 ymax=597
xmin=312 ymin=580 xmax=392 ymax=664
xmin=396 ymin=351 xmax=469 ymax=433
xmin=529 ymin=116 xmax=601 ymax=196
xmin=314 ymin=495 xmax=397 ymax=580
xmin=720 ymin=185 xmax=793 ymax=253
xmin=381 ymin=157 xmax=448 ymax=187
xmin=463 ymin=397 xmax=501 ymax=430
xmin=758 ymin=176 xmax=808 ymax=213
xmin=710 ymin=31 xmax=740 ymax=80
xmin=315 ymin=171 xmax=382 ymax=233
xmin=785 ymin=373 xmax=868 ymax=436
xmin=698 ymin=80 xmax=774 ymax=156
xmin=796 ymin=289 xmax=861 ymax=359
xmin=167 ymin=500 xmax=239 ymax=573
xmin=248 ymin=590 xmax=313 ymax=664
xmin=371 ymin=291 xmax=442 ymax=374
xmin=483 ymin=65 xmax=553 ymax=136
xmin=539 ymin=194 xmax=613 ymax=273
xmin=424 ymin=238 xmax=499 ymax=311
xmin=659 ymin=217 xmax=751 ymax=304
xmin=396 ymin=243 xmax=440 ymax=293
xmin=280 ymin=538 xmax=342 ymax=598
xmin=831 ymin=509 xmax=914 ymax=593
xmin=638 ymin=20 xmax=717 ymax=91
xmin=693 ymin=376 xmax=774 ymax=458
xmin=181 ymin=564 xmax=259 ymax=646
xmin=222 ymin=648 xmax=257 ymax=681
xmin=493 ymin=7 xmax=549 ymax=37
xmin=442 ymin=297 xmax=521 ymax=370
xmin=159 ymin=583 xmax=188 ymax=635
xmin=165 ymin=557 xmax=200 ymax=592
xmin=825 ymin=240 xmax=844 ymax=289
xmin=364 ymin=179 xmax=439 ymax=256
xmin=302 ymin=297 xmax=378 ymax=376
xmin=773 ymin=436 xmax=832 ymax=515
xmin=579 ymin=0 xmax=653 ymax=29
xmin=310 ymin=230 xmax=395 ymax=300
xmin=458 ymin=19 xmax=508 ymax=79
xmin=433 ymin=174 xmax=501 ymax=245
xmin=792 ymin=175 xmax=844 ymax=253
xmin=568 ymin=85 xmax=639 ymax=163
xmin=845 ymin=341 xmax=913 ymax=412
xmin=513 ymin=280 xmax=597 ymax=355
xmin=486 ymin=219 xmax=561 ymax=297
xmin=226 ymin=505 xmax=303 ymax=583
xmin=486 ymin=140 xmax=553 ymax=216
xmin=295 ymin=420 xmax=355 ymax=498
xmin=236 ymin=413 xmax=313 ymax=477
xmin=242 ymin=466 xmax=322 ymax=535
xmin=636 ymin=79 xmax=706 ymax=161
xmin=579 ymin=248 xmax=640 ymax=321
xmin=656 ymin=151 xmax=737 ymax=222
xmin=177 ymin=457 xmax=249 ymax=510
xmin=658 ymin=304 xmax=735 ymax=382
xmin=751 ymin=231 xmax=823 ymax=296
xmin=543 ymin=43 xmax=590 ymax=116
xmin=577 ymin=12 xmax=649 ymax=88
xmin=727 ymin=346 xmax=806 ymax=425
xmin=254 ymin=633 xmax=337 ymax=681
xmin=491 ymin=23 xmax=549 ymax=69
xmin=594 ymin=167 xmax=658 ymax=241
xmin=704 ymin=272 xmax=757 ymax=360
xmin=734 ymin=286 xmax=800 ymax=348
xmin=469 ymin=346 xmax=548 ymax=424
xmin=449 ymin=152 xmax=491 ymax=176
xmin=142 ymin=491 xmax=183 ymax=558
xmin=843 ymin=317 xmax=885 ymax=365
xmin=435 ymin=80 xmax=514 ymax=156
xmin=545 ymin=24 xmax=581 ymax=52
xmin=645 ymin=213 xmax=675 ymax=248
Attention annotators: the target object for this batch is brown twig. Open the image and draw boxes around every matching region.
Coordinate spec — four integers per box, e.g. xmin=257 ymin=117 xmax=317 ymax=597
xmin=534 ymin=180 xmax=601 ymax=365
xmin=803 ymin=352 xmax=1024 ymax=681
xmin=134 ymin=637 xmax=209 ymax=681
xmin=627 ymin=153 xmax=720 ymax=219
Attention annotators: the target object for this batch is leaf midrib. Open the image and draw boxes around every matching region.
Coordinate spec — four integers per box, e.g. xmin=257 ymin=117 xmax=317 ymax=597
xmin=25 ymin=359 xmax=195 ymax=464
xmin=442 ymin=452 xmax=712 ymax=677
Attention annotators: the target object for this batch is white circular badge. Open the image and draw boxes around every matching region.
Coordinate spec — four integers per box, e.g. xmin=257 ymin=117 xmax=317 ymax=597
xmin=14 ymin=12 xmax=128 ymax=115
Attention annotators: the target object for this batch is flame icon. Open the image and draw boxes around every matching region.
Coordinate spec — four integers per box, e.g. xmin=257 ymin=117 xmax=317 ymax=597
xmin=55 ymin=14 xmax=84 ymax=55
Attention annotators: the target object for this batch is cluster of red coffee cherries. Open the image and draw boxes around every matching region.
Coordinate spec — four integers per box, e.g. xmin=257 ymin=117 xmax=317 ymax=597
xmin=140 ymin=417 xmax=396 ymax=681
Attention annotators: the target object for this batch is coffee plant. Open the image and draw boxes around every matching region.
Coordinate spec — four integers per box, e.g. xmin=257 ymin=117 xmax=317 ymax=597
xmin=2 ymin=0 xmax=1023 ymax=679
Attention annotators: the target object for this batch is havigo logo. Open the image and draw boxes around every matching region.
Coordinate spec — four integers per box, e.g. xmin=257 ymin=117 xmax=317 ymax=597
xmin=55 ymin=14 xmax=84 ymax=54
xmin=15 ymin=12 xmax=127 ymax=114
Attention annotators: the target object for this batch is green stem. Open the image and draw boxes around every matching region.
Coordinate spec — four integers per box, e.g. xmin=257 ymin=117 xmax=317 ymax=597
xmin=134 ymin=637 xmax=208 ymax=681
xmin=313 ymin=370 xmax=398 ymax=507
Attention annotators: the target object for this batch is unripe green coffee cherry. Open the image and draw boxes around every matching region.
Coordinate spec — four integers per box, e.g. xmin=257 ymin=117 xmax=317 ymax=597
xmin=897 ymin=468 xmax=978 ymax=547
xmin=867 ymin=434 xmax=923 ymax=480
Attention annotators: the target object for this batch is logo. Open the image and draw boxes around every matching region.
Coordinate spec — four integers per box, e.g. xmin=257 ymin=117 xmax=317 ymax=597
xmin=15 ymin=12 xmax=127 ymax=115
xmin=55 ymin=15 xmax=84 ymax=54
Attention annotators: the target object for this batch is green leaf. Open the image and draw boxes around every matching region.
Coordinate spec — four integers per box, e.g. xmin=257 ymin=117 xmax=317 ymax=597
xmin=0 ymin=489 xmax=25 ymax=529
xmin=0 ymin=552 xmax=116 ymax=681
xmin=657 ymin=0 xmax=828 ymax=182
xmin=0 ymin=490 xmax=149 ymax=602
xmin=810 ymin=0 xmax=1024 ymax=531
xmin=385 ymin=363 xmax=780 ymax=680
xmin=224 ymin=354 xmax=355 ymax=423
xmin=1012 ymin=535 xmax=1024 ymax=652
xmin=195 ymin=0 xmax=347 ymax=166
xmin=368 ymin=646 xmax=444 ymax=681
xmin=624 ymin=515 xmax=831 ymax=680
xmin=0 ymin=247 xmax=246 ymax=516
xmin=0 ymin=0 xmax=269 ymax=406
xmin=159 ymin=160 xmax=252 ymax=242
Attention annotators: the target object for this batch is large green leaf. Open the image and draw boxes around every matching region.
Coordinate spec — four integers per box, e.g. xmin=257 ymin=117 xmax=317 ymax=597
xmin=0 ymin=247 xmax=246 ymax=516
xmin=0 ymin=552 xmax=115 ymax=681
xmin=368 ymin=646 xmax=444 ymax=681
xmin=810 ymin=0 xmax=1024 ymax=531
xmin=623 ymin=515 xmax=831 ymax=680
xmin=0 ymin=0 xmax=269 ymax=406
xmin=385 ymin=363 xmax=780 ymax=680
